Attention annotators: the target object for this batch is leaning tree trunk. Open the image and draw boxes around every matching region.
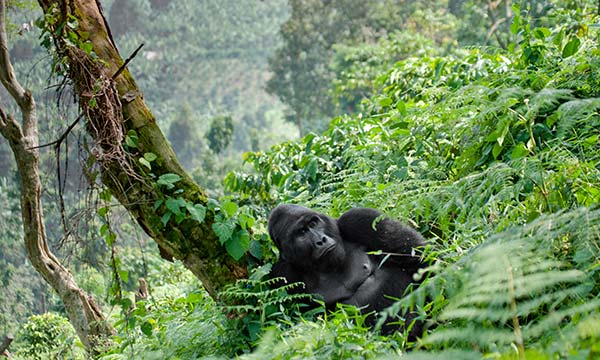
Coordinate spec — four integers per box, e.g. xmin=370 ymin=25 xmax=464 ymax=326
xmin=0 ymin=0 xmax=113 ymax=352
xmin=35 ymin=0 xmax=247 ymax=298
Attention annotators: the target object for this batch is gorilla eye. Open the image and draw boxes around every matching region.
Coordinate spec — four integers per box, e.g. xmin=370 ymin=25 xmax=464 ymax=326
xmin=307 ymin=217 xmax=319 ymax=228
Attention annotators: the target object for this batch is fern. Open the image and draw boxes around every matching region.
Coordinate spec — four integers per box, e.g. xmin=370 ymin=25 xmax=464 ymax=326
xmin=553 ymin=97 xmax=600 ymax=139
xmin=381 ymin=207 xmax=600 ymax=356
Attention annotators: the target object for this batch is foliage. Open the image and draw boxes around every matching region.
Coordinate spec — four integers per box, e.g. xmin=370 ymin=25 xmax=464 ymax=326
xmin=240 ymin=305 xmax=404 ymax=359
xmin=4 ymin=0 xmax=600 ymax=358
xmin=12 ymin=313 xmax=85 ymax=360
xmin=225 ymin=3 xmax=600 ymax=358
xmin=267 ymin=0 xmax=459 ymax=133
xmin=110 ymin=0 xmax=294 ymax=153
xmin=330 ymin=31 xmax=440 ymax=113
xmin=99 ymin=283 xmax=227 ymax=360
xmin=266 ymin=0 xmax=394 ymax=133
xmin=207 ymin=115 xmax=234 ymax=155
xmin=219 ymin=270 xmax=317 ymax=350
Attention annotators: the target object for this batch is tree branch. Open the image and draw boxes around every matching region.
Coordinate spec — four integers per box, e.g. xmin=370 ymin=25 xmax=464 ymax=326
xmin=112 ymin=43 xmax=144 ymax=79
xmin=33 ymin=112 xmax=84 ymax=149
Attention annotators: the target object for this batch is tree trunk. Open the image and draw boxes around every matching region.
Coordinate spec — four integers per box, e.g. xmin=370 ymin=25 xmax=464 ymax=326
xmin=35 ymin=0 xmax=247 ymax=298
xmin=0 ymin=0 xmax=113 ymax=353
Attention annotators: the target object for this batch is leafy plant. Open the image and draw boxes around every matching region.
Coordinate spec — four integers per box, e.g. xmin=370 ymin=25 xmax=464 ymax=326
xmin=220 ymin=271 xmax=317 ymax=351
xmin=13 ymin=313 xmax=85 ymax=360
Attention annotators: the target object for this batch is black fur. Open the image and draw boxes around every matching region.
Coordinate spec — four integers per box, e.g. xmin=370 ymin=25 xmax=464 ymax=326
xmin=268 ymin=204 xmax=427 ymax=337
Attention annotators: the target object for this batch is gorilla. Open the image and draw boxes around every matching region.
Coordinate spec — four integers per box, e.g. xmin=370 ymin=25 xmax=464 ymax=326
xmin=268 ymin=204 xmax=427 ymax=336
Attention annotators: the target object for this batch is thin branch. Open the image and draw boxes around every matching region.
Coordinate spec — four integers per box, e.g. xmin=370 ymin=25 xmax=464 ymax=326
xmin=33 ymin=112 xmax=84 ymax=149
xmin=112 ymin=43 xmax=144 ymax=80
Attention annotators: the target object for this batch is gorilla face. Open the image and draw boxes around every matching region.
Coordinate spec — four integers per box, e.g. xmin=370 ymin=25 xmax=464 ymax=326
xmin=268 ymin=204 xmax=346 ymax=270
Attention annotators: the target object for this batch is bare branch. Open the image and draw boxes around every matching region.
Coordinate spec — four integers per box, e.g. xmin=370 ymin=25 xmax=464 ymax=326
xmin=33 ymin=112 xmax=84 ymax=149
xmin=112 ymin=43 xmax=144 ymax=79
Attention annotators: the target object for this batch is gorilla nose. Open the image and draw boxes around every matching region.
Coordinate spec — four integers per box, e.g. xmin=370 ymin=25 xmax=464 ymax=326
xmin=316 ymin=236 xmax=330 ymax=246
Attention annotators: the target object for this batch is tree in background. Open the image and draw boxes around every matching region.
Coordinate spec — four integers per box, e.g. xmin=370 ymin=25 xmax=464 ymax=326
xmin=266 ymin=0 xmax=382 ymax=134
xmin=207 ymin=115 xmax=234 ymax=155
xmin=267 ymin=0 xmax=454 ymax=134
xmin=451 ymin=0 xmax=553 ymax=48
xmin=0 ymin=0 xmax=113 ymax=352
xmin=167 ymin=103 xmax=202 ymax=170
xmin=106 ymin=0 xmax=291 ymax=154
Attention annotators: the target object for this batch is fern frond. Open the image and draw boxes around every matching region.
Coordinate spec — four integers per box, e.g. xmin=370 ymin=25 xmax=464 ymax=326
xmin=554 ymin=98 xmax=600 ymax=138
xmin=525 ymin=88 xmax=573 ymax=119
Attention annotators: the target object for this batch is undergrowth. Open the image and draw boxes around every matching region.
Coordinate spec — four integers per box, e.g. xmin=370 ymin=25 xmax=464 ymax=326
xmin=222 ymin=4 xmax=600 ymax=359
xmin=95 ymin=3 xmax=600 ymax=359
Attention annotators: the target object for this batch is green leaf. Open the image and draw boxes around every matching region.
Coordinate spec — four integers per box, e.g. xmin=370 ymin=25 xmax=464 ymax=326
xmin=186 ymin=203 xmax=206 ymax=223
xmin=120 ymin=298 xmax=132 ymax=311
xmin=100 ymin=224 xmax=109 ymax=236
xmin=140 ymin=321 xmax=153 ymax=337
xmin=492 ymin=142 xmax=503 ymax=159
xmin=139 ymin=158 xmax=151 ymax=170
xmin=248 ymin=240 xmax=263 ymax=260
xmin=562 ymin=37 xmax=581 ymax=58
xmin=533 ymin=27 xmax=550 ymax=40
xmin=395 ymin=101 xmax=406 ymax=116
xmin=221 ymin=201 xmax=238 ymax=217
xmin=118 ymin=269 xmax=129 ymax=283
xmin=305 ymin=158 xmax=318 ymax=180
xmin=66 ymin=18 xmax=78 ymax=29
xmin=144 ymin=152 xmax=157 ymax=162
xmin=511 ymin=143 xmax=530 ymax=159
xmin=99 ymin=189 xmax=112 ymax=202
xmin=510 ymin=14 xmax=520 ymax=34
xmin=225 ymin=230 xmax=250 ymax=261
xmin=80 ymin=41 xmax=93 ymax=54
xmin=153 ymin=199 xmax=164 ymax=211
xmin=106 ymin=233 xmax=117 ymax=246
xmin=212 ymin=221 xmax=234 ymax=244
xmin=125 ymin=130 xmax=139 ymax=149
xmin=161 ymin=212 xmax=172 ymax=227
xmin=379 ymin=97 xmax=393 ymax=107
xmin=98 ymin=206 xmax=109 ymax=217
xmin=165 ymin=197 xmax=186 ymax=217
xmin=157 ymin=173 xmax=182 ymax=189
xmin=238 ymin=213 xmax=255 ymax=229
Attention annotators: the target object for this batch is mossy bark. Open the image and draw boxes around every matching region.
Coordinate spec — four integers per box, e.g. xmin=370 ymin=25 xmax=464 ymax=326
xmin=36 ymin=0 xmax=247 ymax=298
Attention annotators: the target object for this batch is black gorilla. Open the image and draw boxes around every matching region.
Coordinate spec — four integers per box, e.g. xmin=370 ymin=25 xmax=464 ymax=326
xmin=268 ymin=204 xmax=427 ymax=336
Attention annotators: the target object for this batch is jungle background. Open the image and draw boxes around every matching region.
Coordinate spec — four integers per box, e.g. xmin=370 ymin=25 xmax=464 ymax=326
xmin=1 ymin=0 xmax=600 ymax=358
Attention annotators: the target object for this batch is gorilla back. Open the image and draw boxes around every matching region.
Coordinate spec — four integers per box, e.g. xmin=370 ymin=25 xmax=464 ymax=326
xmin=268 ymin=204 xmax=427 ymax=337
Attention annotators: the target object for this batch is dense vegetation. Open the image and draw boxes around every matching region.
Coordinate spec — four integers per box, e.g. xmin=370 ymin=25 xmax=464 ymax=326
xmin=2 ymin=0 xmax=600 ymax=359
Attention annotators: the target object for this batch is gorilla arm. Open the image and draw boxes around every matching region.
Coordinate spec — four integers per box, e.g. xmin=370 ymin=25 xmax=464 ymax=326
xmin=337 ymin=208 xmax=426 ymax=263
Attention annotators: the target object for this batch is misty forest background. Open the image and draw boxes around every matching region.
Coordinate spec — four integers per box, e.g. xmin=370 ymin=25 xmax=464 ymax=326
xmin=1 ymin=0 xmax=600 ymax=359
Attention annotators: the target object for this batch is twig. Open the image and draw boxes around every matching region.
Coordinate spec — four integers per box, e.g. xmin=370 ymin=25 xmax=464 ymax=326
xmin=32 ymin=112 xmax=84 ymax=150
xmin=112 ymin=43 xmax=144 ymax=80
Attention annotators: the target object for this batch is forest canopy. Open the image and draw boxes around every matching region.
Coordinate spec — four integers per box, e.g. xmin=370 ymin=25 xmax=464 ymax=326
xmin=1 ymin=0 xmax=600 ymax=359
